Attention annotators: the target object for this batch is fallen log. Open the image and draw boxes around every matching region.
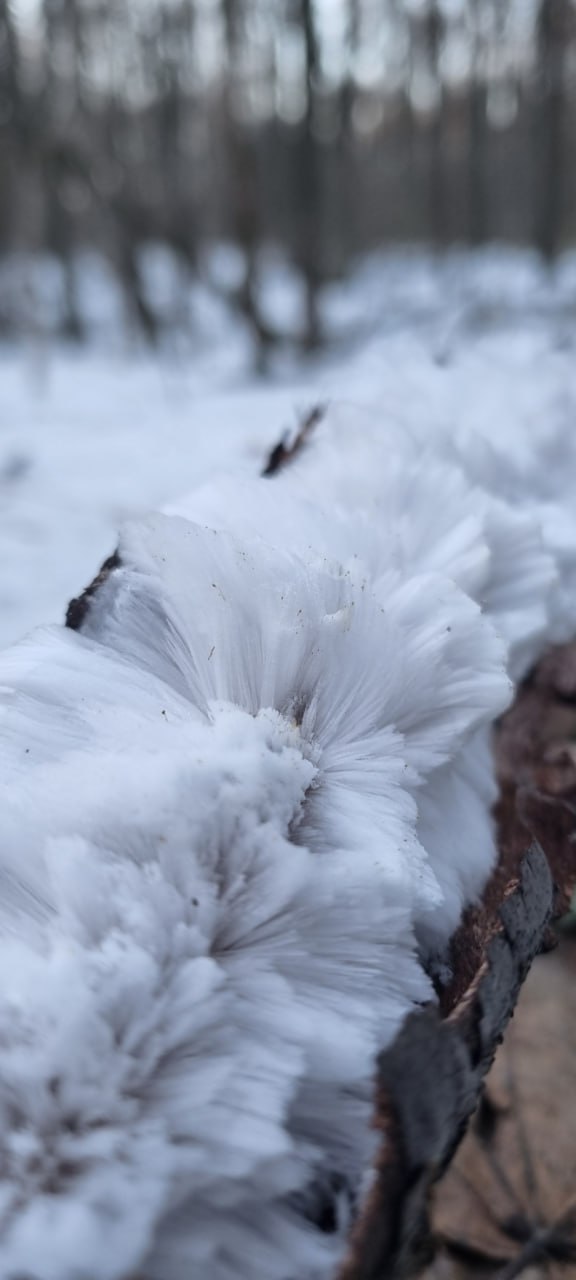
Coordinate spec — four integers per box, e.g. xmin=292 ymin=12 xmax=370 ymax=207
xmin=62 ymin=412 xmax=576 ymax=1280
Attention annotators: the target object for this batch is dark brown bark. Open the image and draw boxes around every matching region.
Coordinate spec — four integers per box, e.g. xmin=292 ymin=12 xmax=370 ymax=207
xmin=339 ymin=844 xmax=554 ymax=1280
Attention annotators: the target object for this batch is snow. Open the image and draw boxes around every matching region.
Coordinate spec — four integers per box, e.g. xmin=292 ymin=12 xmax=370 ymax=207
xmin=0 ymin=247 xmax=575 ymax=1279
xmin=1 ymin=247 xmax=576 ymax=651
xmin=0 ymin=355 xmax=307 ymax=647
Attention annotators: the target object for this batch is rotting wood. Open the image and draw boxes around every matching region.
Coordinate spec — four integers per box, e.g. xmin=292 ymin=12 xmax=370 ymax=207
xmin=341 ymin=641 xmax=576 ymax=1280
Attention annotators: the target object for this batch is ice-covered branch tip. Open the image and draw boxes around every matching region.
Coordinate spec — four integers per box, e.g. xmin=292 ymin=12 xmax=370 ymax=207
xmin=0 ymin=402 xmax=575 ymax=1280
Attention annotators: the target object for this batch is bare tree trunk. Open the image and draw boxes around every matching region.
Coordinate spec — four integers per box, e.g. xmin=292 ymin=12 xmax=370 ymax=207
xmin=337 ymin=0 xmax=360 ymax=262
xmin=221 ymin=0 xmax=272 ymax=371
xmin=534 ymin=0 xmax=571 ymax=261
xmin=424 ymin=1 xmax=448 ymax=249
xmin=0 ymin=0 xmax=19 ymax=270
xmin=296 ymin=0 xmax=322 ymax=352
xmin=468 ymin=0 xmax=488 ymax=246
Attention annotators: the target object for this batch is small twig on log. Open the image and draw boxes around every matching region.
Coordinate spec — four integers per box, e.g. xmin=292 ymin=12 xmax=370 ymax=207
xmin=261 ymin=403 xmax=326 ymax=477
xmin=66 ymin=551 xmax=121 ymax=631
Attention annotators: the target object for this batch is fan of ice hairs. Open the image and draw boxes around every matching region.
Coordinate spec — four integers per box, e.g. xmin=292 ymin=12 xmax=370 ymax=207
xmin=0 ymin=401 xmax=573 ymax=1280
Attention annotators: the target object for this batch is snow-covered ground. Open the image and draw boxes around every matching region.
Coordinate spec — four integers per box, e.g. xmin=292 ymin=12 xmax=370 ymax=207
xmin=1 ymin=246 xmax=576 ymax=650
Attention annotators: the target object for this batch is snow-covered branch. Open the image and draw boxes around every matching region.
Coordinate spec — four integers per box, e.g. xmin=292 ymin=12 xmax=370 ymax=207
xmin=0 ymin=403 xmax=575 ymax=1280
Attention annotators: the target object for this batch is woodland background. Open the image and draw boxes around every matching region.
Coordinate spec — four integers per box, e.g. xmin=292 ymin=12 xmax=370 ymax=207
xmin=2 ymin=0 xmax=576 ymax=358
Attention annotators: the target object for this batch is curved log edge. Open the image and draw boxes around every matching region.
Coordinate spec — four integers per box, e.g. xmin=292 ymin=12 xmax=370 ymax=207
xmin=339 ymin=844 xmax=553 ymax=1280
xmin=63 ymin=418 xmax=576 ymax=1280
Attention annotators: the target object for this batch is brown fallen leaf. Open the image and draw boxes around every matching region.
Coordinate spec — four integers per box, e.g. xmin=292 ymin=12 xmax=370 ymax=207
xmin=427 ymin=938 xmax=576 ymax=1280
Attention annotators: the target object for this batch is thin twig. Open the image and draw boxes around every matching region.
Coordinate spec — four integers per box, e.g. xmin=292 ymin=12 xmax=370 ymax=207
xmin=261 ymin=404 xmax=326 ymax=477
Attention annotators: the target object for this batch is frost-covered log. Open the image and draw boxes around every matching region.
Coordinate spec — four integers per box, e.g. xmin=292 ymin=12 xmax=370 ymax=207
xmin=0 ymin=404 xmax=575 ymax=1280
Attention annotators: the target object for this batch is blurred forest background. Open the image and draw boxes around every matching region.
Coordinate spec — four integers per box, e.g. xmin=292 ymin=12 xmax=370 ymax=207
xmin=1 ymin=0 xmax=576 ymax=357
